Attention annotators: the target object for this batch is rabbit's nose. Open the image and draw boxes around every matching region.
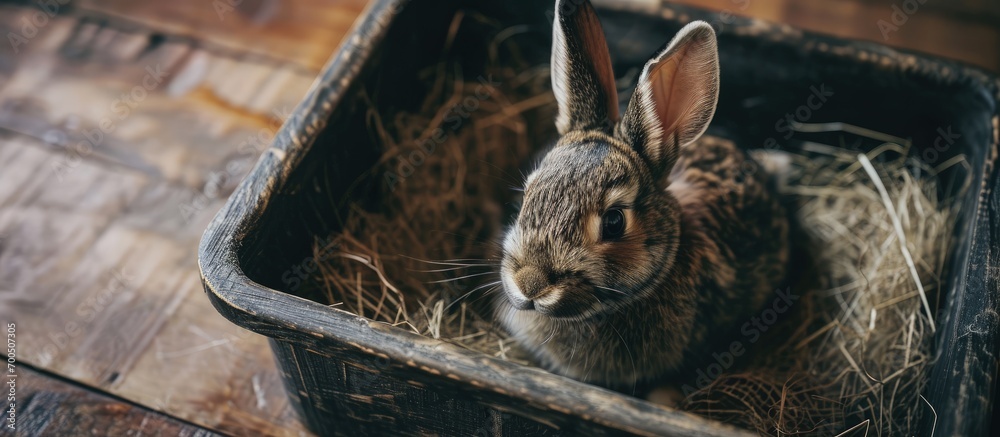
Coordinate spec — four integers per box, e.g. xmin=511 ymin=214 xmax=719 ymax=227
xmin=514 ymin=266 xmax=548 ymax=300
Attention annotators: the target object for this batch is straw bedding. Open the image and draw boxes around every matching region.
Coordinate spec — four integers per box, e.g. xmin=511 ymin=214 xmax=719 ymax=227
xmin=680 ymin=142 xmax=967 ymax=435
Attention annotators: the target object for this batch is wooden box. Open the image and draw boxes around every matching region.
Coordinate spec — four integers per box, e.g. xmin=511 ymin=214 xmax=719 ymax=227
xmin=199 ymin=0 xmax=1000 ymax=435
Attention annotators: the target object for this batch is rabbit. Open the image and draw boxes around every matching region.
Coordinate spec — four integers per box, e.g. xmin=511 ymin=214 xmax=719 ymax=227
xmin=493 ymin=0 xmax=789 ymax=391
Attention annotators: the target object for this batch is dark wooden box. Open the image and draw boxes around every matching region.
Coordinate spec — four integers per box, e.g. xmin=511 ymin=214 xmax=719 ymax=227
xmin=199 ymin=0 xmax=1000 ymax=435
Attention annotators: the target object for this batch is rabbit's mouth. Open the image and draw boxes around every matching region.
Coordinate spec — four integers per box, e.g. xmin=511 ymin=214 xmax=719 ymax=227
xmin=520 ymin=285 xmax=594 ymax=318
xmin=501 ymin=275 xmax=617 ymax=321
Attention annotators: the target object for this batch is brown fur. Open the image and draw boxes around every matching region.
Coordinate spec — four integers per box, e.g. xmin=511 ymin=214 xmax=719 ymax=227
xmin=495 ymin=0 xmax=789 ymax=391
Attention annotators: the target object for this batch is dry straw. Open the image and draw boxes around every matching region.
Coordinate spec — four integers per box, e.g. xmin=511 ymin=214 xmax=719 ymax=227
xmin=302 ymin=13 xmax=969 ymax=436
xmin=683 ymin=139 xmax=968 ymax=435
xmin=304 ymin=12 xmax=549 ymax=365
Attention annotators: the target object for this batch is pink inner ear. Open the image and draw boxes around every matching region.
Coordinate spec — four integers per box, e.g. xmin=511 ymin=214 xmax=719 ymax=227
xmin=647 ymin=32 xmax=718 ymax=146
xmin=574 ymin=2 xmax=619 ymax=123
xmin=650 ymin=56 xmax=681 ymax=134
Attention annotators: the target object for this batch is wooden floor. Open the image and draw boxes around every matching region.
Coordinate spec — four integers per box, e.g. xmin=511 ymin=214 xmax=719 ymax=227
xmin=6 ymin=365 xmax=219 ymax=436
xmin=0 ymin=0 xmax=996 ymax=436
xmin=0 ymin=1 xmax=365 ymax=435
xmin=672 ymin=0 xmax=1000 ymax=72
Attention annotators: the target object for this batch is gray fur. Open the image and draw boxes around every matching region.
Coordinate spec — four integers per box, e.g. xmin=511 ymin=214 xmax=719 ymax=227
xmin=495 ymin=0 xmax=789 ymax=390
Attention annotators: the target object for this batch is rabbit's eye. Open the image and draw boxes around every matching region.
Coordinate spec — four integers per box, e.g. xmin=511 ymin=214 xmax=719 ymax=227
xmin=601 ymin=209 xmax=626 ymax=240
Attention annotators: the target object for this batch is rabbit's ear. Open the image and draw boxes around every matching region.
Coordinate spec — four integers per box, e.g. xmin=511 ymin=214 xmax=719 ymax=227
xmin=617 ymin=21 xmax=719 ymax=175
xmin=552 ymin=0 xmax=619 ymax=134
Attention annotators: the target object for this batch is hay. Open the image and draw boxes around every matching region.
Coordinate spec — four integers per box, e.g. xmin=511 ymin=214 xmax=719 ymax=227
xmin=302 ymin=12 xmax=552 ymax=364
xmin=301 ymin=14 xmax=969 ymax=434
xmin=682 ymin=139 xmax=968 ymax=435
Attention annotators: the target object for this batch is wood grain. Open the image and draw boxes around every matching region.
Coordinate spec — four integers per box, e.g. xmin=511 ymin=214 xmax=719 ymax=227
xmin=668 ymin=0 xmax=1000 ymax=72
xmin=76 ymin=0 xmax=367 ymax=72
xmin=0 ymin=1 xmax=358 ymax=435
xmin=3 ymin=366 xmax=219 ymax=436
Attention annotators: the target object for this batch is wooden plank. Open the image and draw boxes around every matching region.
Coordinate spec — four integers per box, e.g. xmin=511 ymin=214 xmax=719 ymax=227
xmin=4 ymin=365 xmax=220 ymax=436
xmin=0 ymin=3 xmax=342 ymax=435
xmin=0 ymin=136 xmax=307 ymax=437
xmin=668 ymin=0 xmax=1000 ymax=72
xmin=111 ymin=283 xmax=306 ymax=436
xmin=75 ymin=0 xmax=368 ymax=72
xmin=0 ymin=6 xmax=316 ymax=189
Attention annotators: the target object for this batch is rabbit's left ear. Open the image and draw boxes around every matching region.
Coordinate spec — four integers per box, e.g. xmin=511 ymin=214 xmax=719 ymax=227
xmin=551 ymin=0 xmax=619 ymax=135
xmin=617 ymin=21 xmax=720 ymax=176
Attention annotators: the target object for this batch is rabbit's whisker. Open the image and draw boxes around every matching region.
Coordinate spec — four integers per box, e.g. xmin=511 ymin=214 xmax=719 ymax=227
xmin=400 ymin=255 xmax=496 ymax=266
xmin=446 ymin=281 xmax=502 ymax=312
xmin=611 ymin=324 xmax=638 ymax=396
xmin=415 ymin=265 xmax=492 ymax=273
xmin=540 ymin=324 xmax=558 ymax=346
xmin=469 ymin=286 xmax=501 ymax=306
xmin=436 ymin=258 xmax=497 ymax=264
xmin=429 ymin=271 xmax=497 ymax=284
xmin=593 ymin=285 xmax=627 ymax=295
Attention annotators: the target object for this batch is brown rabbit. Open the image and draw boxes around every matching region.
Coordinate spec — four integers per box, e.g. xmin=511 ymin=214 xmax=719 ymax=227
xmin=494 ymin=0 xmax=789 ymax=390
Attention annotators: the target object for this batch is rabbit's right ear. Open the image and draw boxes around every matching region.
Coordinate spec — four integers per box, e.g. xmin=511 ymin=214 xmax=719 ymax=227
xmin=551 ymin=0 xmax=619 ymax=135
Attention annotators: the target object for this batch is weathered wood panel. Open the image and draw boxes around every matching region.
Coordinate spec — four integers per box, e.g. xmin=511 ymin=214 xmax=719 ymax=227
xmin=3 ymin=366 xmax=220 ymax=436
xmin=670 ymin=0 xmax=1000 ymax=72
xmin=0 ymin=1 xmax=358 ymax=435
xmin=0 ymin=110 xmax=307 ymax=437
xmin=76 ymin=0 xmax=367 ymax=72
